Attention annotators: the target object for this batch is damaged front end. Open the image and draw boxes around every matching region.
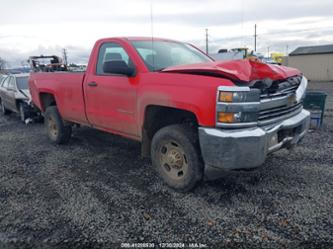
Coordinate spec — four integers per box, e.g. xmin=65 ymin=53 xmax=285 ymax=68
xmin=199 ymin=74 xmax=310 ymax=175
xmin=163 ymin=59 xmax=307 ymax=128
xmin=166 ymin=60 xmax=311 ymax=175
xmin=216 ymin=75 xmax=307 ymax=128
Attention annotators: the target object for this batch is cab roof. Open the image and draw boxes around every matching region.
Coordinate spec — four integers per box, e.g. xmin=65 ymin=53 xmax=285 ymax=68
xmin=97 ymin=36 xmax=181 ymax=43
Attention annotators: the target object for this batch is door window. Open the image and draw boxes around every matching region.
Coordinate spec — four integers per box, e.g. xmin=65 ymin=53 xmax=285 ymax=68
xmin=2 ymin=77 xmax=10 ymax=88
xmin=96 ymin=42 xmax=134 ymax=75
xmin=0 ymin=77 xmax=5 ymax=86
xmin=7 ymin=77 xmax=15 ymax=90
xmin=16 ymin=77 xmax=29 ymax=89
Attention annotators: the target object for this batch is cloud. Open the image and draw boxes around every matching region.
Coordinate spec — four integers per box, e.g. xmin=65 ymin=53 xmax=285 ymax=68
xmin=0 ymin=0 xmax=333 ymax=67
xmin=1 ymin=0 xmax=332 ymax=26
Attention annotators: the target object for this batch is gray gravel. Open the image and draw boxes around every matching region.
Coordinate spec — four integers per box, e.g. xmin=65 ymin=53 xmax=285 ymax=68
xmin=0 ymin=84 xmax=333 ymax=248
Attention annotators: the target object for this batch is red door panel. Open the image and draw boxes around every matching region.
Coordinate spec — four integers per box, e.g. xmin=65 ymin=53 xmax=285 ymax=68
xmin=84 ymin=75 xmax=138 ymax=136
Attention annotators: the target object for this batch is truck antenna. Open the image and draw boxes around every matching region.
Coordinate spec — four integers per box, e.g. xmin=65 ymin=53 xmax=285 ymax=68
xmin=150 ymin=1 xmax=155 ymax=70
xmin=205 ymin=28 xmax=209 ymax=54
xmin=254 ymin=24 xmax=257 ymax=52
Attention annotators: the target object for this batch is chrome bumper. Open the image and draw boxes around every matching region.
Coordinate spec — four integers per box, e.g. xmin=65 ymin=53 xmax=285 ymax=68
xmin=199 ymin=109 xmax=310 ymax=178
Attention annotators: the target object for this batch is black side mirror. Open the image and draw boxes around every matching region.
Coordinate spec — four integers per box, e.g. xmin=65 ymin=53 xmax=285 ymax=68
xmin=103 ymin=60 xmax=135 ymax=76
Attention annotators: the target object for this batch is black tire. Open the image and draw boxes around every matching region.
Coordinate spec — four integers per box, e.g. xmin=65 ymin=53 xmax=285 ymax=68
xmin=1 ymin=99 xmax=11 ymax=115
xmin=151 ymin=124 xmax=204 ymax=192
xmin=34 ymin=114 xmax=44 ymax=123
xmin=44 ymin=106 xmax=72 ymax=144
xmin=19 ymin=103 xmax=29 ymax=123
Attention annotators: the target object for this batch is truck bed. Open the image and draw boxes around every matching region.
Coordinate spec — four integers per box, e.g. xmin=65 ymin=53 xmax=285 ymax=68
xmin=29 ymin=72 xmax=88 ymax=124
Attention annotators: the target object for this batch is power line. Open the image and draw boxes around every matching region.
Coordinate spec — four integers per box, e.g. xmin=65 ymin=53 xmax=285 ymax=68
xmin=150 ymin=1 xmax=155 ymax=69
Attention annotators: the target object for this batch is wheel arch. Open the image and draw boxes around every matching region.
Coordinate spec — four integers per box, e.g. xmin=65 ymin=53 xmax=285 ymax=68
xmin=39 ymin=92 xmax=57 ymax=111
xmin=141 ymin=105 xmax=199 ymax=158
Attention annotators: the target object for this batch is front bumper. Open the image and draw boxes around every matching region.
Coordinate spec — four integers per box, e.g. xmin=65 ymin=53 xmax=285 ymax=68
xmin=199 ymin=109 xmax=310 ymax=178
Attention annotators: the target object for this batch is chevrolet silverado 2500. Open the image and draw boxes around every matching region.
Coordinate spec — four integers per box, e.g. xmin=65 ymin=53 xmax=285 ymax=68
xmin=29 ymin=37 xmax=310 ymax=191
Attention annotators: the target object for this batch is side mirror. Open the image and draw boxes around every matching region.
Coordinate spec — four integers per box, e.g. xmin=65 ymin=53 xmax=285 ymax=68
xmin=103 ymin=60 xmax=135 ymax=76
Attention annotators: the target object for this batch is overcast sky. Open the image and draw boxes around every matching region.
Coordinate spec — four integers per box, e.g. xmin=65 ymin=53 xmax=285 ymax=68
xmin=1 ymin=0 xmax=333 ymax=67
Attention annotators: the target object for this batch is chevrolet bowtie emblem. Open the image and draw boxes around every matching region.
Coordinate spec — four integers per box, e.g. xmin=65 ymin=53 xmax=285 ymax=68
xmin=287 ymin=94 xmax=297 ymax=106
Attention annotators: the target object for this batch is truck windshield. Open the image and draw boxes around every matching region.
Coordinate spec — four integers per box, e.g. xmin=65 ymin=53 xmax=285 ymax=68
xmin=131 ymin=40 xmax=213 ymax=71
xmin=16 ymin=77 xmax=29 ymax=90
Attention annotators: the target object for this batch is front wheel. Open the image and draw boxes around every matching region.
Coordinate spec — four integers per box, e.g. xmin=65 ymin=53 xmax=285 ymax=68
xmin=151 ymin=124 xmax=204 ymax=192
xmin=1 ymin=100 xmax=11 ymax=115
xmin=19 ymin=103 xmax=29 ymax=123
xmin=44 ymin=106 xmax=72 ymax=144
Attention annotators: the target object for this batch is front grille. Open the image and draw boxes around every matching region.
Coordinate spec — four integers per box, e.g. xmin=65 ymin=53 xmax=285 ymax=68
xmin=258 ymin=102 xmax=303 ymax=124
xmin=256 ymin=76 xmax=303 ymax=125
xmin=216 ymin=76 xmax=306 ymax=128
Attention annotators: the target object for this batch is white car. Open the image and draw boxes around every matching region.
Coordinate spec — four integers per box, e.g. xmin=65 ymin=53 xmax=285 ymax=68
xmin=0 ymin=73 xmax=38 ymax=122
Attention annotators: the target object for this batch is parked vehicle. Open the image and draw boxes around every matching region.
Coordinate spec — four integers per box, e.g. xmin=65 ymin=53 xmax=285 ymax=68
xmin=28 ymin=55 xmax=68 ymax=72
xmin=262 ymin=58 xmax=281 ymax=65
xmin=0 ymin=73 xmax=39 ymax=122
xmin=29 ymin=37 xmax=310 ymax=191
xmin=0 ymin=74 xmax=7 ymax=85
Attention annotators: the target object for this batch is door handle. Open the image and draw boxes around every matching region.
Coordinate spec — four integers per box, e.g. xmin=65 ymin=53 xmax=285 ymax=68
xmin=87 ymin=82 xmax=98 ymax=87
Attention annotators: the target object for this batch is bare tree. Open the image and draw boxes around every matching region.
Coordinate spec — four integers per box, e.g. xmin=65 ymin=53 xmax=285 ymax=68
xmin=0 ymin=57 xmax=6 ymax=71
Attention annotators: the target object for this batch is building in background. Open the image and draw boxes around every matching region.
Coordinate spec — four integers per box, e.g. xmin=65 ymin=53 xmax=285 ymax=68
xmin=283 ymin=45 xmax=333 ymax=81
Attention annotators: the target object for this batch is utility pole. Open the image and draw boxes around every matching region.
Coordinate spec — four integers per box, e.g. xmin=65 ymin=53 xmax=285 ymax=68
xmin=62 ymin=48 xmax=68 ymax=66
xmin=205 ymin=28 xmax=209 ymax=54
xmin=267 ymin=47 xmax=270 ymax=58
xmin=286 ymin=45 xmax=289 ymax=55
xmin=254 ymin=24 xmax=257 ymax=52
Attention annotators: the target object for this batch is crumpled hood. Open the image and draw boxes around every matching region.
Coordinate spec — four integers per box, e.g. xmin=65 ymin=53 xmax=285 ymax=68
xmin=162 ymin=59 xmax=301 ymax=84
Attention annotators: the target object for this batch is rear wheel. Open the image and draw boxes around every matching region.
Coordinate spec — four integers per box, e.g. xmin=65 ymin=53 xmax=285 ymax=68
xmin=151 ymin=124 xmax=204 ymax=192
xmin=44 ymin=106 xmax=72 ymax=144
xmin=19 ymin=103 xmax=29 ymax=123
xmin=1 ymin=99 xmax=11 ymax=115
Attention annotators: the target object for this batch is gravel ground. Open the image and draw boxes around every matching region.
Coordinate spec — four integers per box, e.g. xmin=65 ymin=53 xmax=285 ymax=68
xmin=0 ymin=84 xmax=333 ymax=249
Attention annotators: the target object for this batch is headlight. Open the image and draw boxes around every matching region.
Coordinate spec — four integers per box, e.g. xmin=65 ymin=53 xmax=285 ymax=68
xmin=216 ymin=86 xmax=260 ymax=126
xmin=218 ymin=89 xmax=260 ymax=103
xmin=217 ymin=112 xmax=258 ymax=123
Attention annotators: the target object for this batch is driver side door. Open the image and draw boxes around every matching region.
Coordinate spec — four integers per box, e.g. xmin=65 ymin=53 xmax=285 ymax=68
xmin=84 ymin=42 xmax=139 ymax=137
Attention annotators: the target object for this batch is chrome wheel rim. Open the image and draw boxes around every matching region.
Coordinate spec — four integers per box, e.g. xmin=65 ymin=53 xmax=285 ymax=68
xmin=47 ymin=117 xmax=58 ymax=138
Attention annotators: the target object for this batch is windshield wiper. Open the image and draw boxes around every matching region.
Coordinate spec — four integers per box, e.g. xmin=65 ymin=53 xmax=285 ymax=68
xmin=153 ymin=67 xmax=166 ymax=72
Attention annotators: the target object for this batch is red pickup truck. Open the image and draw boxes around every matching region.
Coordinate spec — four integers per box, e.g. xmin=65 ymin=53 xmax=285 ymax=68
xmin=29 ymin=37 xmax=310 ymax=191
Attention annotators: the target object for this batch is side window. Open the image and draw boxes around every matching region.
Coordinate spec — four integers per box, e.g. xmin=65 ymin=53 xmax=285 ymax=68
xmin=2 ymin=77 xmax=10 ymax=88
xmin=96 ymin=42 xmax=134 ymax=75
xmin=8 ymin=77 xmax=15 ymax=89
xmin=0 ymin=77 xmax=5 ymax=87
